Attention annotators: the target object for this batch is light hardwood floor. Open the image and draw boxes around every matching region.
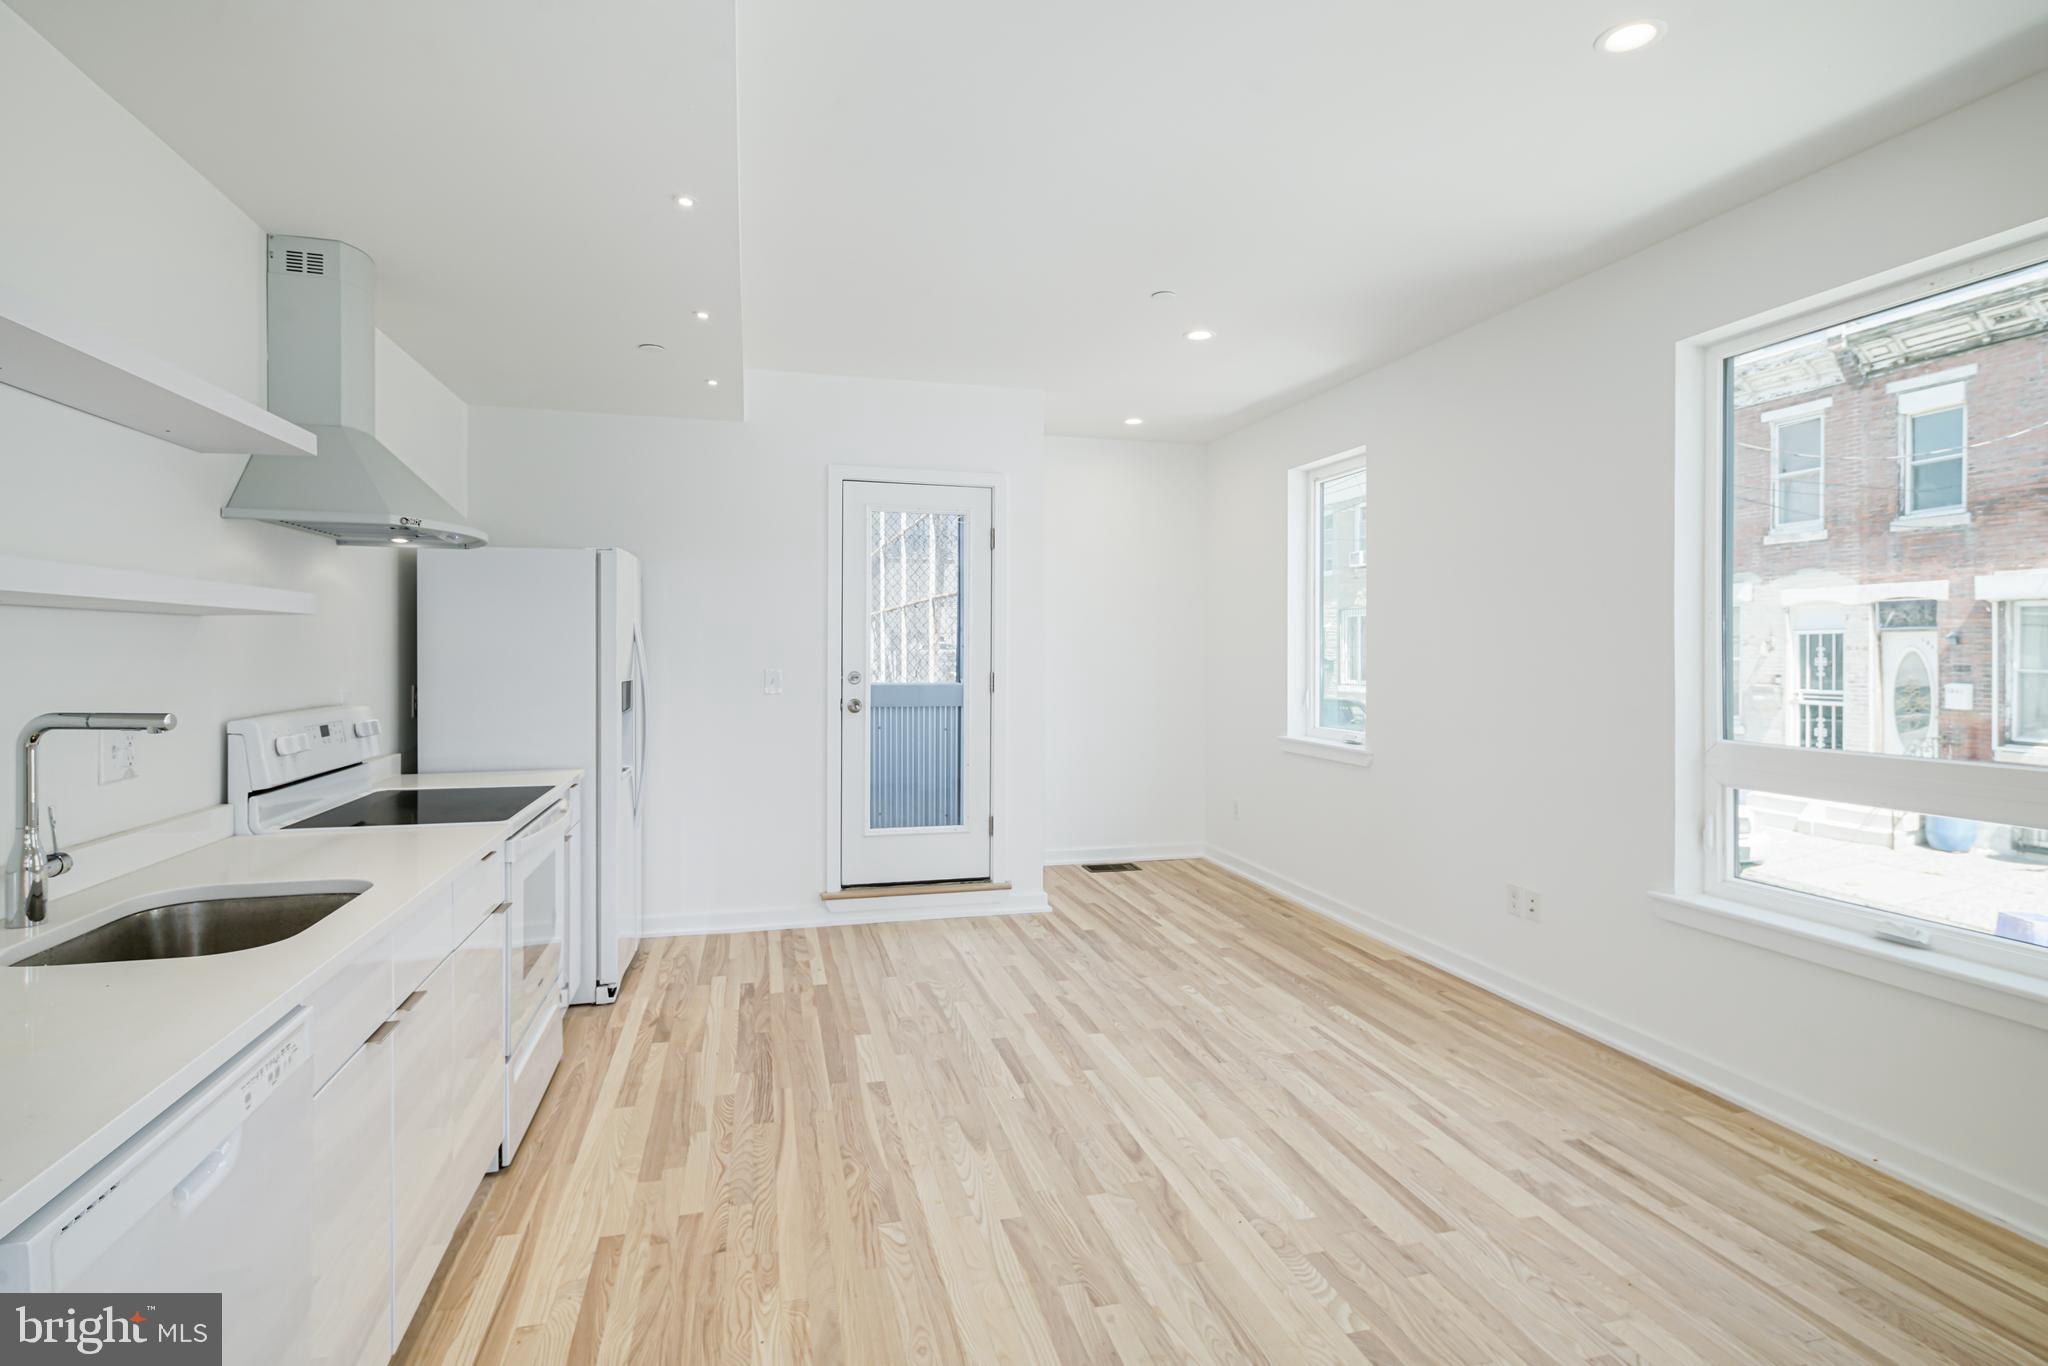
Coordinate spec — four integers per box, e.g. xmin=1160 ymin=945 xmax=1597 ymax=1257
xmin=396 ymin=860 xmax=2048 ymax=1364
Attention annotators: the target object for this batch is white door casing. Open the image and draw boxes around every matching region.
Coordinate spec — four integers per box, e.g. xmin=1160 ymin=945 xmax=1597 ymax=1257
xmin=839 ymin=480 xmax=993 ymax=886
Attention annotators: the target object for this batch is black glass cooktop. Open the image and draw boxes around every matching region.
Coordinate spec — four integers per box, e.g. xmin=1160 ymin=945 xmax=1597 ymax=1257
xmin=288 ymin=786 xmax=551 ymax=830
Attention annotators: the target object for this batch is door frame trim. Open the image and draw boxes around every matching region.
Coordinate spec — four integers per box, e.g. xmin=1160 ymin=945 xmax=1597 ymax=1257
xmin=824 ymin=465 xmax=1009 ymax=896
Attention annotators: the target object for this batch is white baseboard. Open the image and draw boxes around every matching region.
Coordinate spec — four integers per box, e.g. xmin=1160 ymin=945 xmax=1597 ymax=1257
xmin=1043 ymin=844 xmax=1207 ymax=867
xmin=1204 ymin=845 xmax=2048 ymax=1249
xmin=643 ymin=888 xmax=1050 ymax=937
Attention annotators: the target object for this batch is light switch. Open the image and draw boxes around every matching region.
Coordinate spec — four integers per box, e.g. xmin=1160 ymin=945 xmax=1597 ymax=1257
xmin=764 ymin=669 xmax=784 ymax=695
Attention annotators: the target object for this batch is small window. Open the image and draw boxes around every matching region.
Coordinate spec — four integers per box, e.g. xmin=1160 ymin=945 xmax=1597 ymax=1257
xmin=1338 ymin=609 xmax=1366 ymax=686
xmin=1901 ymin=397 xmax=1967 ymax=515
xmin=1769 ymin=414 xmax=1824 ymax=529
xmin=2016 ymin=603 xmax=2048 ymax=745
xmin=1289 ymin=449 xmax=1368 ymax=745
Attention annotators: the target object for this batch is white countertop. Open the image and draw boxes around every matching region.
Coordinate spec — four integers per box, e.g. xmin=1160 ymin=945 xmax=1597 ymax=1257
xmin=0 ymin=769 xmax=579 ymax=1235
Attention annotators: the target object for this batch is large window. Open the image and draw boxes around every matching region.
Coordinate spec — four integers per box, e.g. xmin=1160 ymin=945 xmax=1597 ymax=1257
xmin=1288 ymin=449 xmax=1368 ymax=749
xmin=1700 ymin=249 xmax=2048 ymax=979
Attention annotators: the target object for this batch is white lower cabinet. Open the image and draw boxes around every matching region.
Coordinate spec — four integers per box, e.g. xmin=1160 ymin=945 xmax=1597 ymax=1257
xmin=309 ymin=879 xmax=515 ymax=1363
xmin=452 ymin=909 xmax=509 ymax=1176
xmin=391 ymin=954 xmax=459 ymax=1344
xmin=310 ymin=1031 xmax=393 ymax=1366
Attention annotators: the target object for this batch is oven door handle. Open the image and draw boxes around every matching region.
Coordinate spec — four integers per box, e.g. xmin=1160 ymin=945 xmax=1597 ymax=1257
xmin=506 ymin=799 xmax=572 ymax=864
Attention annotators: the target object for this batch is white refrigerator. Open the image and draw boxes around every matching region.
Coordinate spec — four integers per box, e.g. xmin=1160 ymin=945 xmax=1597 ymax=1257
xmin=417 ymin=547 xmax=646 ymax=1004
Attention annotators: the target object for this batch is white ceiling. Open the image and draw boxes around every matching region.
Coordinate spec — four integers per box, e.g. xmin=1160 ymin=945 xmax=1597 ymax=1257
xmin=17 ymin=0 xmax=2048 ymax=440
xmin=9 ymin=0 xmax=745 ymax=420
xmin=737 ymin=0 xmax=2048 ymax=440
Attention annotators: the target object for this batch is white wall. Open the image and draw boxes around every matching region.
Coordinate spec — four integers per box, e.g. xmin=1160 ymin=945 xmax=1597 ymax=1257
xmin=467 ymin=371 xmax=1046 ymax=930
xmin=0 ymin=4 xmax=467 ymax=847
xmin=1042 ymin=436 xmax=1206 ymax=863
xmin=1201 ymin=70 xmax=2048 ymax=1242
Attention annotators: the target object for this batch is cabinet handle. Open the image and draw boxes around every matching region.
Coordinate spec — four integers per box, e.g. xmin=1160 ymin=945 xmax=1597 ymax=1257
xmin=396 ymin=989 xmax=427 ymax=1012
xmin=480 ymin=850 xmax=497 ymax=864
xmin=488 ymin=902 xmax=511 ymax=917
xmin=367 ymin=1018 xmax=401 ymax=1045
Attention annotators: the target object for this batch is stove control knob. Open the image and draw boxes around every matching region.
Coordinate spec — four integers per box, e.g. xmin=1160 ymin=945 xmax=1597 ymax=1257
xmin=274 ymin=734 xmax=310 ymax=756
xmin=354 ymin=719 xmax=382 ymax=738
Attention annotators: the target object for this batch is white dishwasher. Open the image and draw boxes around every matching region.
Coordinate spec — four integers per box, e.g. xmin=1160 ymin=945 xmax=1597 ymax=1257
xmin=0 ymin=1010 xmax=314 ymax=1366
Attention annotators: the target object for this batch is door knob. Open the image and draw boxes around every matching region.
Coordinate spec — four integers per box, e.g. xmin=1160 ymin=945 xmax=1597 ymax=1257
xmin=846 ymin=698 xmax=863 ymax=714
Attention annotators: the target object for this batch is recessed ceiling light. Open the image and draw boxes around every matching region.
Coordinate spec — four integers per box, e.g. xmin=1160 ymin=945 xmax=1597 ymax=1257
xmin=1594 ymin=20 xmax=1663 ymax=53
xmin=694 ymin=310 xmax=711 ymax=321
xmin=637 ymin=342 xmax=665 ymax=352
xmin=706 ymin=378 xmax=719 ymax=387
xmin=1150 ymin=290 xmax=1178 ymax=302
xmin=390 ymin=536 xmax=411 ymax=545
xmin=1184 ymin=328 xmax=1214 ymax=342
xmin=674 ymin=194 xmax=695 ymax=209
xmin=1124 ymin=417 xmax=1144 ymax=426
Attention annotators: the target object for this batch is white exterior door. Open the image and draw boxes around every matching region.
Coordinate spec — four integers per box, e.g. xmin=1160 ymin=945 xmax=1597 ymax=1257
xmin=839 ymin=480 xmax=993 ymax=886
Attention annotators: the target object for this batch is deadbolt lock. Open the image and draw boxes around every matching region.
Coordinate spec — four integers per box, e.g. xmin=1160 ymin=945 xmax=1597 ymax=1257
xmin=846 ymin=698 xmax=863 ymax=714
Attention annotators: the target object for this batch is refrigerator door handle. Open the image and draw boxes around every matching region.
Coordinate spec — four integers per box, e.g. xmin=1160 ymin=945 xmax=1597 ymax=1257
xmin=627 ymin=625 xmax=648 ymax=817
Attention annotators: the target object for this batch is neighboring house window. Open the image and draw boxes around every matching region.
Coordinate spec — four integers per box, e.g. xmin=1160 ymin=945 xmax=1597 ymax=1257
xmin=1895 ymin=380 xmax=1970 ymax=516
xmin=1696 ymin=247 xmax=2048 ymax=978
xmin=2017 ymin=603 xmax=2048 ymax=744
xmin=1769 ymin=413 xmax=1825 ymax=530
xmin=1339 ymin=609 xmax=1366 ymax=686
xmin=1794 ymin=630 xmax=1845 ymax=750
xmin=1288 ymin=448 xmax=1368 ymax=746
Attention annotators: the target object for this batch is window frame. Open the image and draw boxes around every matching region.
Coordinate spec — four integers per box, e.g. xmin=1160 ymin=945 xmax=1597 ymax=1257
xmin=1897 ymin=390 xmax=1970 ymax=518
xmin=2013 ymin=601 xmax=2048 ymax=746
xmin=1286 ymin=446 xmax=1372 ymax=755
xmin=1674 ymin=231 xmax=2048 ymax=1016
xmin=1766 ymin=407 xmax=1827 ymax=533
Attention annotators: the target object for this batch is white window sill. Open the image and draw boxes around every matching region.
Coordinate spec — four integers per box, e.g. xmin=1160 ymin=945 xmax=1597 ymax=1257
xmin=1995 ymin=744 xmax=2048 ymax=767
xmin=1889 ymin=511 xmax=1970 ymax=532
xmin=1278 ymin=735 xmax=1374 ymax=768
xmin=1763 ymin=525 xmax=1828 ymax=546
xmin=1651 ymin=889 xmax=2048 ymax=1032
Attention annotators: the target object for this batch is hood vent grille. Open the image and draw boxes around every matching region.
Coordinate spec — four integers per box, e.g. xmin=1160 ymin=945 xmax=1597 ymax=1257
xmin=221 ymin=236 xmax=486 ymax=548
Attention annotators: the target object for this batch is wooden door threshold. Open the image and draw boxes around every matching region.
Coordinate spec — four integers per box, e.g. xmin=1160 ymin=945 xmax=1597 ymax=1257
xmin=822 ymin=879 xmax=1011 ymax=902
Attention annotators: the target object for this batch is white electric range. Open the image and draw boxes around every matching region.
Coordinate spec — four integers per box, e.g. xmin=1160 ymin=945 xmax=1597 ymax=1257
xmin=226 ymin=704 xmax=574 ymax=1165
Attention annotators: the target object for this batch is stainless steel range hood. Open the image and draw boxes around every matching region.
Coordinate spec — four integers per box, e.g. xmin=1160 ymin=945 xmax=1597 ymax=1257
xmin=222 ymin=236 xmax=485 ymax=547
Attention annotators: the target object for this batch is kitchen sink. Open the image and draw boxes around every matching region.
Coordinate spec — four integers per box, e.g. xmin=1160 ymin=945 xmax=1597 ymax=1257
xmin=12 ymin=891 xmax=360 ymax=967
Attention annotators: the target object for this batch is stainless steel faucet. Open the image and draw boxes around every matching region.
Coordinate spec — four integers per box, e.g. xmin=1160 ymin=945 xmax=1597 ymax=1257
xmin=8 ymin=713 xmax=177 ymax=929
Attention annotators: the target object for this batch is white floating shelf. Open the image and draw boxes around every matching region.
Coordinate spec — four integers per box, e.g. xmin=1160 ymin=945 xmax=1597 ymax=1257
xmin=0 ymin=555 xmax=315 ymax=617
xmin=0 ymin=284 xmax=316 ymax=457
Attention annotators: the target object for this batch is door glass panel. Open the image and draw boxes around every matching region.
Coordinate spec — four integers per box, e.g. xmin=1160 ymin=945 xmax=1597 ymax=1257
xmin=867 ymin=509 xmax=965 ymax=829
xmin=1891 ymin=652 xmax=1933 ymax=756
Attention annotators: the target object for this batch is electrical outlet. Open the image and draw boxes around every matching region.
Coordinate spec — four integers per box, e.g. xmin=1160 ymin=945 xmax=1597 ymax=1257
xmin=764 ymin=668 xmax=784 ymax=695
xmin=1506 ymin=883 xmax=1542 ymax=922
xmin=98 ymin=733 xmax=138 ymax=785
xmin=1232 ymin=800 xmax=1241 ymax=821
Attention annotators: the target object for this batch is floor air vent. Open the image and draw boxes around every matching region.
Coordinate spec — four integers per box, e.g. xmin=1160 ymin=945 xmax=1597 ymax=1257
xmin=1083 ymin=862 xmax=1141 ymax=873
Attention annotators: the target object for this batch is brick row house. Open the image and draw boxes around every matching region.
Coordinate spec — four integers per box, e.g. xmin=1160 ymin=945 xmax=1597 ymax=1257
xmin=1729 ymin=261 xmax=2048 ymax=857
